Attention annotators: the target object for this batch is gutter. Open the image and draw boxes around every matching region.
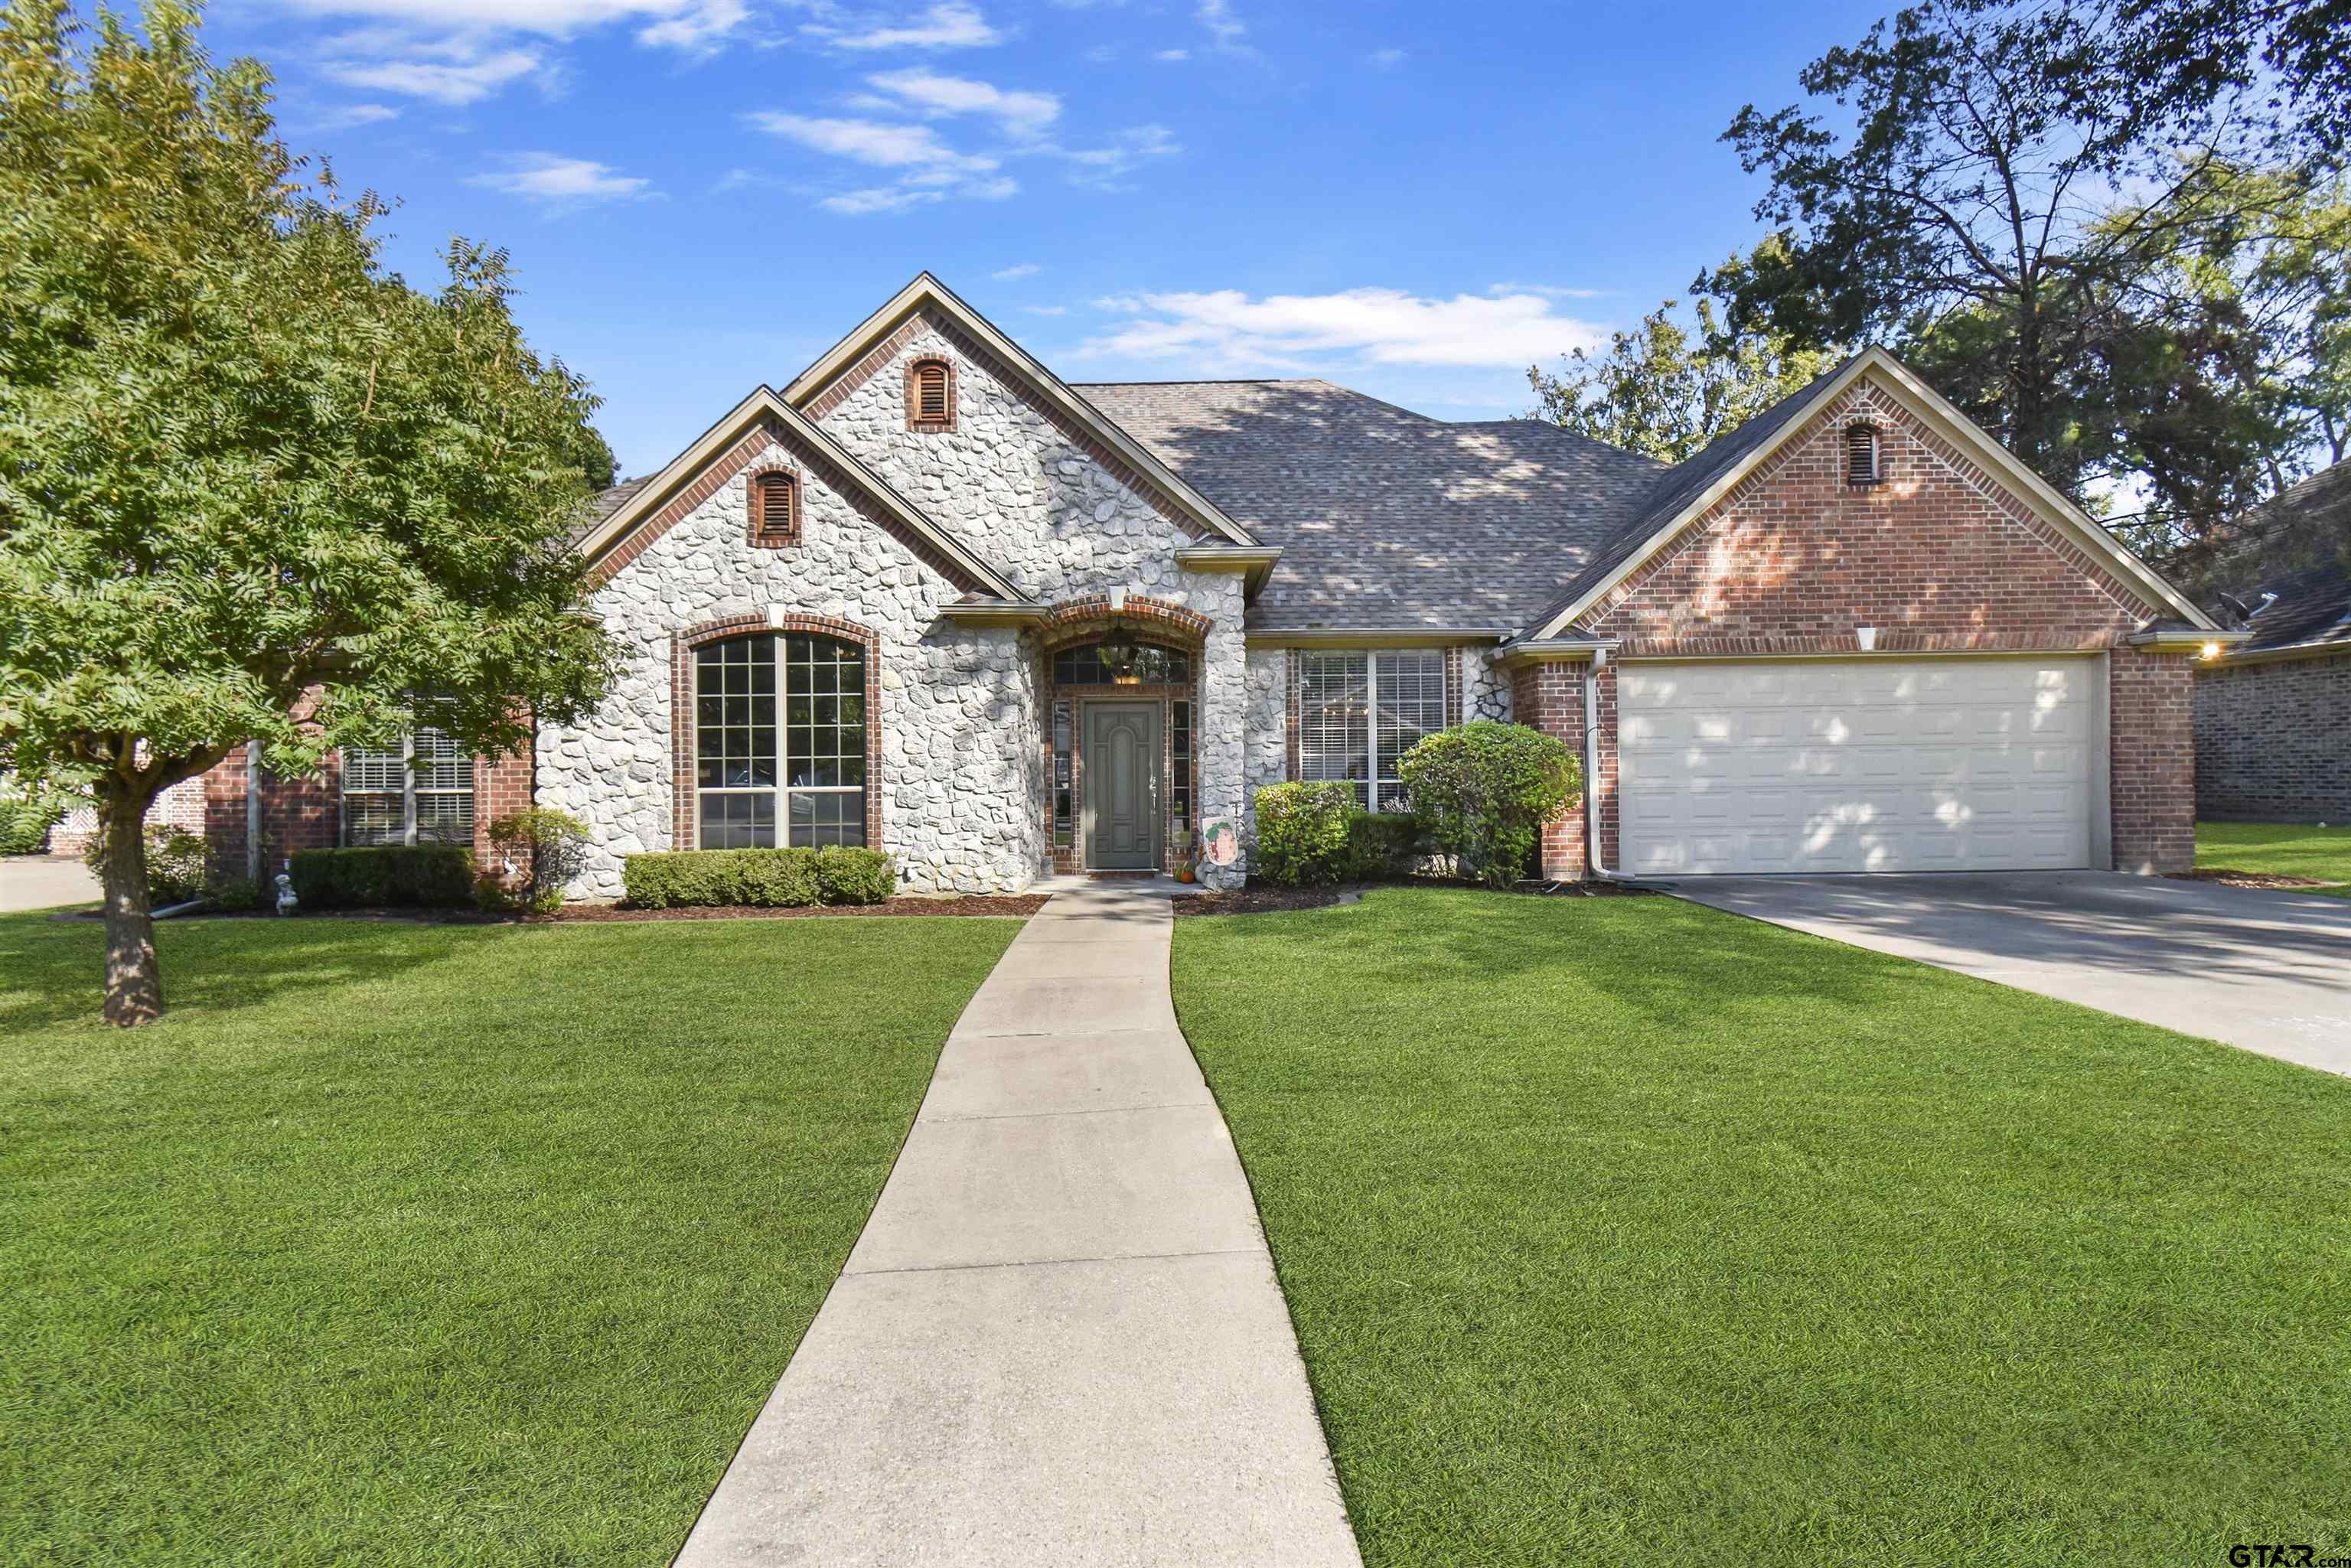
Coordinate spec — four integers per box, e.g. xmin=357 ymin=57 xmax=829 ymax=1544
xmin=1582 ymin=646 xmax=1625 ymax=882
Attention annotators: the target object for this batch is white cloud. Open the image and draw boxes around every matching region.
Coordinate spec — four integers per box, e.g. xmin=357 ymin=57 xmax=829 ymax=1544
xmin=1154 ymin=47 xmax=1188 ymax=61
xmin=748 ymin=112 xmax=999 ymax=173
xmin=1057 ymin=123 xmax=1179 ymax=186
xmin=1487 ymin=281 xmax=1608 ymax=301
xmin=806 ymin=3 xmax=1003 ymax=50
xmin=822 ymin=185 xmax=945 ymax=214
xmin=1079 ymin=287 xmax=1609 ymax=371
xmin=312 ymin=101 xmax=403 ymax=128
xmin=1022 ymin=305 xmax=1069 ymax=315
xmin=284 ymin=0 xmax=750 ymax=48
xmin=1367 ymin=47 xmax=1404 ymax=67
xmin=466 ymin=152 xmax=657 ymax=204
xmin=323 ymin=47 xmax=544 ymax=104
xmin=1196 ymin=0 xmax=1244 ymax=51
xmin=865 ymin=68 xmax=1058 ymax=135
xmin=993 ymin=262 xmax=1041 ymax=279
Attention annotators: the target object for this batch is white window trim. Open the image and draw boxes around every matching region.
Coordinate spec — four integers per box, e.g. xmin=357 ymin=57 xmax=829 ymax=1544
xmin=1297 ymin=649 xmax=1447 ymax=812
xmin=341 ymin=732 xmax=474 ymax=847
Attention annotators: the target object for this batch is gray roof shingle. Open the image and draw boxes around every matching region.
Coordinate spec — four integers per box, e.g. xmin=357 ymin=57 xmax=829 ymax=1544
xmin=2219 ymin=461 xmax=2351 ymax=654
xmin=1072 ymin=379 xmax=1665 ymax=632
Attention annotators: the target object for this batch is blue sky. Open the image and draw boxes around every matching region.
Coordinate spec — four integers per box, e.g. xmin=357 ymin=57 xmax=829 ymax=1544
xmin=201 ymin=0 xmax=1887 ymax=479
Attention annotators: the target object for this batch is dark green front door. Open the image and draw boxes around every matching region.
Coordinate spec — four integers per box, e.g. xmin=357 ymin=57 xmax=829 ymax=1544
xmin=1083 ymin=702 xmax=1162 ymax=870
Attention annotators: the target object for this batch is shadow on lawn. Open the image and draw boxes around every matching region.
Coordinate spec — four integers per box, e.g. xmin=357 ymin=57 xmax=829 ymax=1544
xmin=0 ymin=913 xmax=507 ymax=1035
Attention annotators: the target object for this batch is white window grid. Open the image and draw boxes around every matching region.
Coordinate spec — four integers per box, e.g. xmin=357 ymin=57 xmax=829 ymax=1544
xmin=1298 ymin=650 xmax=1447 ymax=812
xmin=342 ymin=729 xmax=474 ymax=846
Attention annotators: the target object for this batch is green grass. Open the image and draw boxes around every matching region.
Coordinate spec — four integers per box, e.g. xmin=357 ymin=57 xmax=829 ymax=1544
xmin=2198 ymin=821 xmax=2351 ymax=895
xmin=1172 ymin=889 xmax=2351 ymax=1567
xmin=1 ymin=911 xmax=1019 ymax=1566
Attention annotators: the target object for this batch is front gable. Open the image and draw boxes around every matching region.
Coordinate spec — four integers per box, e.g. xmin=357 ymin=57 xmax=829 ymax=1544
xmin=1560 ymin=355 xmax=2210 ymax=654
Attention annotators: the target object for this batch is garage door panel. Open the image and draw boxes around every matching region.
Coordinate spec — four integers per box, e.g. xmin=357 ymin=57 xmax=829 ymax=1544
xmin=1618 ymin=657 xmax=2094 ymax=875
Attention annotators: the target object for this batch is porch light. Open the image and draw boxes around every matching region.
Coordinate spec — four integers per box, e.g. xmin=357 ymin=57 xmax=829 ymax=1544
xmin=2200 ymin=640 xmax=2222 ymax=661
xmin=1098 ymin=627 xmax=1140 ymax=682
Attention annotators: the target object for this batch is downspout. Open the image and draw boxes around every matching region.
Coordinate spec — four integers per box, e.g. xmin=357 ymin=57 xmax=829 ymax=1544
xmin=1583 ymin=649 xmax=1625 ymax=881
xmin=244 ymin=740 xmax=262 ymax=884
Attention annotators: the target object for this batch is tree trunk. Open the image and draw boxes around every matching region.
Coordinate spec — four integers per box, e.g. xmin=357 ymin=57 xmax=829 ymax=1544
xmin=96 ymin=782 xmax=162 ymax=1027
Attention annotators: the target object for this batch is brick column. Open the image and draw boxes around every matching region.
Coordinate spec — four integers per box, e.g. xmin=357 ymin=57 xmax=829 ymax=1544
xmin=1508 ymin=659 xmax=1590 ymax=880
xmin=2110 ymin=645 xmax=2196 ymax=872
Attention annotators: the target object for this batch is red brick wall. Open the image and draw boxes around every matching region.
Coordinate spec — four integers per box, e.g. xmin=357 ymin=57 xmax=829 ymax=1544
xmin=1510 ymin=660 xmax=1589 ymax=879
xmin=2193 ymin=652 xmax=2351 ymax=824
xmin=1521 ymin=375 xmax=2200 ymax=873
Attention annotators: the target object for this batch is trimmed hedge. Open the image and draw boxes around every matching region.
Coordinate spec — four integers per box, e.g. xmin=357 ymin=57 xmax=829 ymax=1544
xmin=623 ymin=846 xmax=898 ymax=910
xmin=1398 ymin=721 xmax=1582 ymax=887
xmin=1345 ymin=812 xmax=1425 ymax=880
xmin=290 ymin=846 xmax=475 ymax=910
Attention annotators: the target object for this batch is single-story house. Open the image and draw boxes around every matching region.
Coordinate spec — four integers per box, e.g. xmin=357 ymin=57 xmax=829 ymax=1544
xmin=114 ymin=273 xmax=2228 ymax=896
xmin=2195 ymin=461 xmax=2351 ymax=823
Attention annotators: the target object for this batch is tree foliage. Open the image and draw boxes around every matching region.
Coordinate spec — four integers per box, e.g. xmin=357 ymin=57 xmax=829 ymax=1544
xmin=1709 ymin=0 xmax=2346 ymax=583
xmin=0 ymin=1 xmax=621 ymax=1022
xmin=1528 ymin=249 xmax=1844 ymax=463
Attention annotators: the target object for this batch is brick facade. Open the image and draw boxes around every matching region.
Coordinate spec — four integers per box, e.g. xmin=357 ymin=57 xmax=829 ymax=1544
xmin=2194 ymin=652 xmax=2351 ymax=823
xmin=1511 ymin=375 xmax=2200 ymax=875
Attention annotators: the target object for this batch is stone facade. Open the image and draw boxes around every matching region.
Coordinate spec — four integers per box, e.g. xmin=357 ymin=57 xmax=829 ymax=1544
xmin=2194 ymin=652 xmax=2351 ymax=823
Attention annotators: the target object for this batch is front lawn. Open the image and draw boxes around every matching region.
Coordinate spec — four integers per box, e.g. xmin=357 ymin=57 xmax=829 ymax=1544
xmin=1173 ymin=889 xmax=2351 ymax=1566
xmin=1 ymin=911 xmax=1018 ymax=1566
xmin=2197 ymin=821 xmax=2351 ymax=895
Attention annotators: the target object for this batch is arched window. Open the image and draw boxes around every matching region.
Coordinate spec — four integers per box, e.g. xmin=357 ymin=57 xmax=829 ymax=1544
xmin=695 ymin=634 xmax=867 ymax=848
xmin=907 ymin=357 xmax=954 ymax=432
xmin=748 ymin=470 xmax=798 ymax=546
xmin=1844 ymin=422 xmax=1882 ymax=487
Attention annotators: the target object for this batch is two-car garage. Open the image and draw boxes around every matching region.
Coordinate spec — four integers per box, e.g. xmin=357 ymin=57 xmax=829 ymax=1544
xmin=1615 ymin=657 xmax=2101 ymax=875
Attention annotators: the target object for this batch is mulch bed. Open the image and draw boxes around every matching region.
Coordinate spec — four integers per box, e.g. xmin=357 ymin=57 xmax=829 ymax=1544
xmin=2168 ymin=869 xmax=2341 ymax=892
xmin=539 ymin=895 xmax=1048 ymax=923
xmin=1172 ymin=878 xmax=1659 ymax=917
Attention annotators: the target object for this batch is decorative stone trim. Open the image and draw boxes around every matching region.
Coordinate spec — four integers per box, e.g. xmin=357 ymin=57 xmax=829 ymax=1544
xmin=905 ymin=356 xmax=956 ymax=433
xmin=1033 ymin=593 xmax=1214 ymax=651
xmin=668 ymin=612 xmax=885 ymax=855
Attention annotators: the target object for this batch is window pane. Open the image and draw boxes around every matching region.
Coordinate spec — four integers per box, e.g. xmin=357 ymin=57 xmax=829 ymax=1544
xmin=1169 ymin=700 xmax=1192 ymax=831
xmin=345 ymin=793 xmax=404 ymax=846
xmin=1298 ymin=652 xmax=1371 ymax=807
xmin=784 ymin=635 xmax=863 ymax=792
xmin=343 ymin=746 xmax=406 ymax=793
xmin=697 ymin=638 xmax=777 ymax=790
xmin=789 ymin=790 xmax=866 ymax=849
xmin=1052 ymin=701 xmax=1073 ymax=846
xmin=1052 ymin=641 xmax=1190 ymax=686
xmin=411 ymin=729 xmax=471 ymax=791
xmin=700 ymin=792 xmax=776 ymax=849
xmin=415 ymin=791 xmax=474 ymax=844
xmin=1375 ymin=650 xmax=1446 ymax=810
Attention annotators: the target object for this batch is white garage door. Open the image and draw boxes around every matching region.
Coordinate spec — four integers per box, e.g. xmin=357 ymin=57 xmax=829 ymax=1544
xmin=1618 ymin=658 xmax=2095 ymax=875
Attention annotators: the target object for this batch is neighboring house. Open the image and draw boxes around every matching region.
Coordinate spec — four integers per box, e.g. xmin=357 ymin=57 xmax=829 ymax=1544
xmin=110 ymin=274 xmax=2224 ymax=896
xmin=2195 ymin=461 xmax=2351 ymax=823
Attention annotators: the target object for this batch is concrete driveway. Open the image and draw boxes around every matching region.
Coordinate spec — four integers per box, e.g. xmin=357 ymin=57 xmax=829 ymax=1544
xmin=1671 ymin=872 xmax=2351 ymax=1079
xmin=0 ymin=856 xmax=100 ymax=914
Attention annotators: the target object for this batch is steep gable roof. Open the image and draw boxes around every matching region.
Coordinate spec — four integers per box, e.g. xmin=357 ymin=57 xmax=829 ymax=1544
xmin=1517 ymin=346 xmax=2215 ymax=642
xmin=572 ymin=386 xmax=1023 ymax=601
xmin=1074 ymin=378 xmax=1662 ymax=632
xmin=782 ymin=273 xmax=1263 ymax=549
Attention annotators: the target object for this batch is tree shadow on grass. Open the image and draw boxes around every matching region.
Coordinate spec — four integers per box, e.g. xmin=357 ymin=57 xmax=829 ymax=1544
xmin=0 ymin=912 xmax=511 ymax=1037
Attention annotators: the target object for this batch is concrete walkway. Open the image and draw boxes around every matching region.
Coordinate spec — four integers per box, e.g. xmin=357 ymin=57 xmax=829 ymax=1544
xmin=1673 ymin=871 xmax=2351 ymax=1078
xmin=673 ymin=885 xmax=1361 ymax=1567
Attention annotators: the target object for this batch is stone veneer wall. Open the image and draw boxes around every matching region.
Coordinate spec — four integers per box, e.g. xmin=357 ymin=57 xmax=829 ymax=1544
xmin=546 ymin=307 xmax=1247 ymax=898
xmin=809 ymin=308 xmax=1245 ymax=888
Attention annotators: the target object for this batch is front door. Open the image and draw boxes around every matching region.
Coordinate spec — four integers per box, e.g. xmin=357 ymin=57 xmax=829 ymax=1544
xmin=1083 ymin=702 xmax=1162 ymax=870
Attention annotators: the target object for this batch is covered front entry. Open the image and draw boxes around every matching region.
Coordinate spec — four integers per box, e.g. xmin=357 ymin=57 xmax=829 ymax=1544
xmin=1617 ymin=657 xmax=2100 ymax=875
xmin=1083 ymin=702 xmax=1163 ymax=870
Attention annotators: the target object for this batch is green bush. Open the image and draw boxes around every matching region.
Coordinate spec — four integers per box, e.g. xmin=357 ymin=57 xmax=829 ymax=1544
xmin=1252 ymin=781 xmax=1360 ymax=885
xmin=0 ymin=791 xmax=67 ymax=856
xmin=1345 ymin=812 xmax=1424 ymax=881
xmin=814 ymin=846 xmax=897 ymax=905
xmin=82 ymin=821 xmax=208 ymax=903
xmin=204 ymin=875 xmax=262 ymax=912
xmin=486 ymin=807 xmax=591 ymax=913
xmin=624 ymin=847 xmax=907 ymax=910
xmin=1397 ymin=721 xmax=1583 ymax=887
xmin=289 ymin=845 xmax=475 ymax=910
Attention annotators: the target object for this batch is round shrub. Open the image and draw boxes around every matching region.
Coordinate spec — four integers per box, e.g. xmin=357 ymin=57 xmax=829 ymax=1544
xmin=1251 ymin=781 xmax=1359 ymax=885
xmin=487 ymin=806 xmax=592 ymax=914
xmin=83 ymin=821 xmax=208 ymax=903
xmin=1397 ymin=722 xmax=1583 ymax=887
xmin=0 ymin=789 xmax=67 ymax=856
